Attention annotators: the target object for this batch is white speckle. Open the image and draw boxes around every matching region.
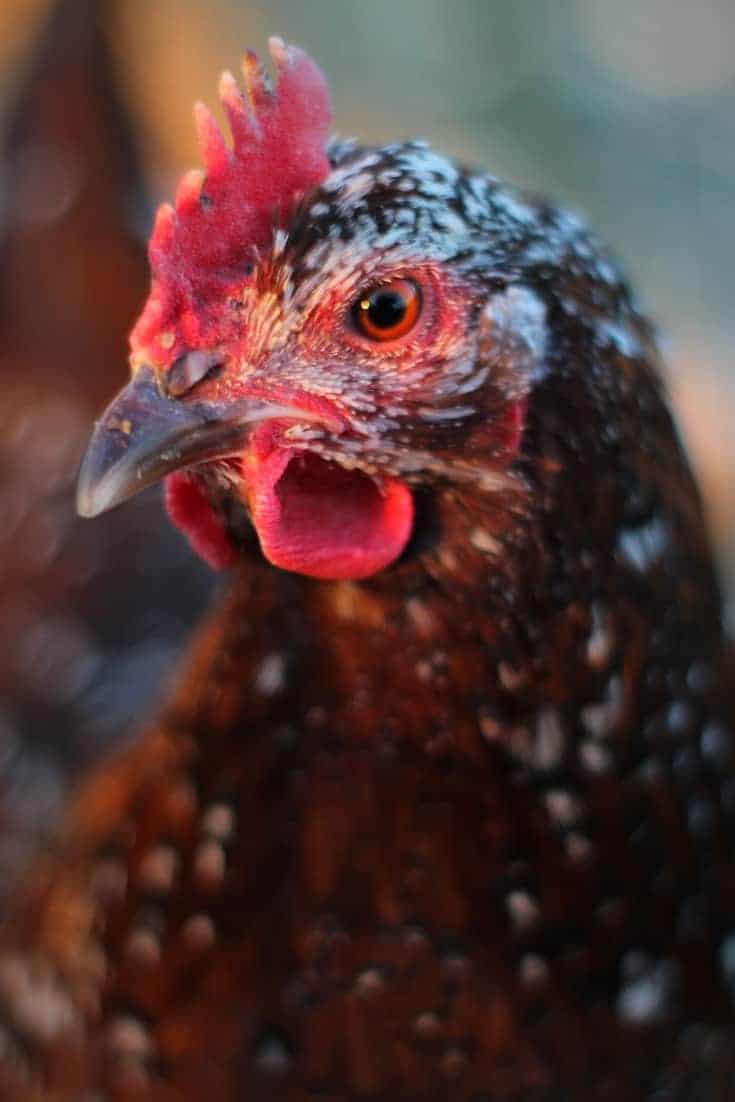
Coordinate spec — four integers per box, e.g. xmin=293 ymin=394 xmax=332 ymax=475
xmin=255 ymin=1033 xmax=292 ymax=1074
xmin=254 ymin=652 xmax=286 ymax=696
xmin=194 ymin=840 xmax=226 ymax=890
xmin=554 ymin=208 xmax=587 ymax=237
xmin=446 ymin=363 xmax=490 ymax=398
xmin=519 ymin=953 xmax=549 ymax=985
xmin=596 ymin=319 xmax=642 ymax=359
xmin=336 ymin=171 xmax=375 ymax=204
xmin=506 ymin=890 xmax=541 ymax=932
xmin=579 ymin=739 xmax=613 ymax=774
xmin=137 ymin=845 xmax=179 ymax=894
xmin=492 ymin=188 xmax=537 ymax=226
xmin=687 ymin=662 xmax=712 ymax=694
xmin=414 ymin=1011 xmax=442 ymax=1038
xmin=106 ymin=1015 xmax=152 ymax=1059
xmin=565 ymin=832 xmax=594 ymax=862
xmin=355 ymin=968 xmax=384 ymax=996
xmin=533 ymin=709 xmax=566 ymax=771
xmin=418 ymin=404 xmax=476 ymax=422
xmin=430 ymin=207 xmax=468 ymax=236
xmin=701 ymin=722 xmax=732 ymax=769
xmin=667 ymin=700 xmax=693 ymax=735
xmin=283 ymin=424 xmax=324 ymax=443
xmin=616 ymin=956 xmax=678 ymax=1024
xmin=470 ymin=527 xmax=501 ymax=556
xmin=585 ymin=605 xmax=614 ymax=670
xmin=544 ymin=789 xmax=582 ymax=827
xmin=522 ymin=239 xmax=565 ymax=267
xmin=201 ymin=803 xmax=236 ymax=842
xmin=309 ymin=201 xmax=329 ymax=217
xmin=396 ymin=146 xmax=458 ymax=197
xmin=271 ymin=228 xmax=289 ymax=256
xmin=478 ymin=709 xmax=501 ymax=741
xmin=618 ymin=517 xmax=668 ymax=572
xmin=498 ymin=661 xmax=527 ymax=692
xmin=415 ymin=660 xmax=433 ymax=683
xmin=484 ymin=285 xmax=548 ymax=374
xmin=124 ymin=928 xmax=161 ymax=967
xmin=0 ymin=954 xmax=80 ymax=1044
xmin=298 ymin=237 xmax=330 ymax=274
xmin=581 ymin=675 xmax=625 ymax=739
xmin=594 ymin=257 xmax=619 ymax=287
xmin=438 ymin=547 xmax=459 ymax=573
xmin=406 ymin=598 xmax=437 ymax=638
xmin=182 ymin=914 xmax=216 ymax=951
xmin=461 ymin=174 xmax=491 ymax=221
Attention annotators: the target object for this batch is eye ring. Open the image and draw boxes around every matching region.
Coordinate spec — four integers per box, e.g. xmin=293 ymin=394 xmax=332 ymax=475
xmin=352 ymin=278 xmax=421 ymax=342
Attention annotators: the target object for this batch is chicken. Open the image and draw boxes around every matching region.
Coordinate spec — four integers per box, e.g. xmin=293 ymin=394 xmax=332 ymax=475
xmin=0 ymin=38 xmax=733 ymax=1102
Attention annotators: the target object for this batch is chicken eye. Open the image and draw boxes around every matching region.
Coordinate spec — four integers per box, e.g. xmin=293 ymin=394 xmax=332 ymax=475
xmin=352 ymin=278 xmax=421 ymax=341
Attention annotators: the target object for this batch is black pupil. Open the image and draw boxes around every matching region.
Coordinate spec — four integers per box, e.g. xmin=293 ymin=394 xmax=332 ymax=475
xmin=362 ymin=288 xmax=406 ymax=330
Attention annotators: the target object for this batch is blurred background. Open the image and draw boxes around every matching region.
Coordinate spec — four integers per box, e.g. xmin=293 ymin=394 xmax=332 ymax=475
xmin=0 ymin=0 xmax=732 ymax=896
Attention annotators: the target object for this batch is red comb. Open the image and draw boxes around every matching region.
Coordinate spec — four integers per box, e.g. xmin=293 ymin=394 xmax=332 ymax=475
xmin=130 ymin=38 xmax=332 ymax=359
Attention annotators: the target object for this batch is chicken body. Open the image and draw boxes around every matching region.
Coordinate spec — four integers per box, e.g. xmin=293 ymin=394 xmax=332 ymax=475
xmin=1 ymin=50 xmax=734 ymax=1102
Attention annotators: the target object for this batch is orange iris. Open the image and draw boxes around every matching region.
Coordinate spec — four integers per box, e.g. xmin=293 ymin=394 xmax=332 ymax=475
xmin=353 ymin=278 xmax=422 ymax=341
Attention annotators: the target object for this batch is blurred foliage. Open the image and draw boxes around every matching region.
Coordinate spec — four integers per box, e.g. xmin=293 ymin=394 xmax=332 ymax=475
xmin=0 ymin=0 xmax=732 ymax=884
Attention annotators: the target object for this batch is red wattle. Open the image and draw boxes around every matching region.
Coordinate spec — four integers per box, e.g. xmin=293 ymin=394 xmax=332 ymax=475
xmin=244 ymin=447 xmax=414 ymax=581
xmin=164 ymin=472 xmax=236 ymax=570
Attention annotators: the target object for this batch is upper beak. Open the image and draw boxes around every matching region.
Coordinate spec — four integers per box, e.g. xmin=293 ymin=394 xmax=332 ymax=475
xmin=76 ymin=365 xmax=310 ymax=518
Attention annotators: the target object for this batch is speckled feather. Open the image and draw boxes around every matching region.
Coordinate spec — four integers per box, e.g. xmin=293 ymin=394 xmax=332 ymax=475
xmin=1 ymin=60 xmax=735 ymax=1102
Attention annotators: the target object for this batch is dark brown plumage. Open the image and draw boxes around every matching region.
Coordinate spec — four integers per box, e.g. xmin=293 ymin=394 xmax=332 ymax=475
xmin=1 ymin=40 xmax=734 ymax=1102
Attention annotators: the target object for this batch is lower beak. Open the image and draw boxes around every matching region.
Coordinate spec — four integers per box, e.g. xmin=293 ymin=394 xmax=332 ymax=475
xmin=76 ymin=365 xmax=303 ymax=518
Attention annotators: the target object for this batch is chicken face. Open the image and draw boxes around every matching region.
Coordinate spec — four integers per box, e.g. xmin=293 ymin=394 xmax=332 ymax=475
xmin=78 ymin=42 xmax=558 ymax=581
xmin=78 ymin=121 xmax=547 ymax=580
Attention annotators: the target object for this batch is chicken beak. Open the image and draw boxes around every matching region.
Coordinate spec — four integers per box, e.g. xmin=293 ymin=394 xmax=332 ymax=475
xmin=76 ymin=364 xmax=294 ymax=518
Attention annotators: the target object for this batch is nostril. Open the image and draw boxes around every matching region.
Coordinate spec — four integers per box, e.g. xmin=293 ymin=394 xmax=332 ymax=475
xmin=167 ymin=349 xmax=225 ymax=397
